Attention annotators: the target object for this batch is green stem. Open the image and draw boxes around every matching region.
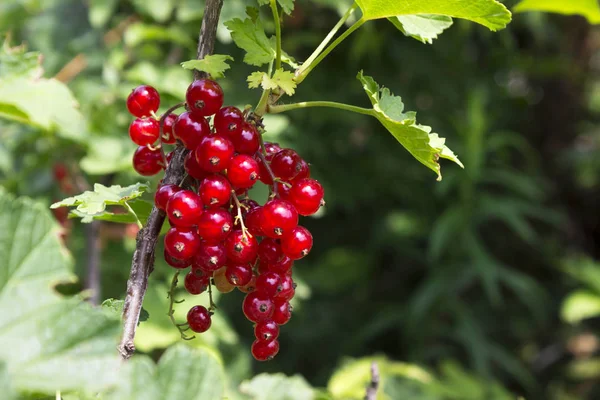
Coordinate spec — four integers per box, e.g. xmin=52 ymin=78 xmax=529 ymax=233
xmin=270 ymin=0 xmax=282 ymax=70
xmin=254 ymin=88 xmax=271 ymax=117
xmin=298 ymin=3 xmax=358 ymax=77
xmin=124 ymin=202 xmax=143 ymax=229
xmin=295 ymin=16 xmax=365 ymax=84
xmin=268 ymin=101 xmax=375 ymax=117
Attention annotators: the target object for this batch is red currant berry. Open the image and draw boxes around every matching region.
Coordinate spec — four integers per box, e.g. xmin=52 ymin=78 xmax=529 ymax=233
xmin=268 ymin=256 xmax=293 ymax=275
xmin=273 ymin=181 xmax=291 ymax=200
xmin=289 ymin=178 xmax=324 ymax=216
xmin=272 ymin=298 xmax=292 ymax=325
xmin=199 ymin=175 xmax=232 ymax=208
xmin=260 ymin=199 xmax=298 ymax=238
xmin=193 ymin=241 xmax=227 ymax=272
xmin=225 ymin=263 xmax=253 ymax=286
xmin=251 ymin=338 xmax=279 ymax=361
xmin=245 ymin=206 xmax=264 ymax=237
xmin=197 ymin=208 xmax=233 ymax=243
xmin=164 ymin=226 xmax=201 ymax=260
xmin=161 ymin=113 xmax=178 ymax=144
xmin=281 ymin=226 xmax=313 ymax=260
xmin=264 ymin=142 xmax=282 ymax=160
xmin=186 ymin=79 xmax=223 ymax=117
xmin=270 ymin=149 xmax=302 ymax=181
xmin=214 ymin=106 xmax=244 ymax=137
xmin=275 ymin=274 xmax=295 ymax=301
xmin=243 ymin=291 xmax=274 ymax=323
xmin=258 ymin=238 xmax=283 ymax=264
xmin=166 ymin=190 xmax=203 ymax=228
xmin=187 ymin=305 xmax=211 ymax=333
xmin=174 ymin=111 xmax=211 ymax=150
xmin=214 ymin=267 xmax=235 ymax=293
xmin=238 ymin=275 xmax=257 ymax=293
xmin=127 ymin=85 xmax=160 ymax=118
xmin=229 ymin=123 xmax=260 ymax=154
xmin=225 ymin=230 xmax=258 ymax=264
xmin=254 ymin=319 xmax=279 ymax=342
xmin=291 ymin=159 xmax=310 ymax=183
xmin=257 ymin=157 xmax=274 ymax=185
xmin=227 ymin=154 xmax=259 ymax=189
xmin=184 ymin=270 xmax=210 ymax=295
xmin=163 ymin=249 xmax=191 ymax=269
xmin=132 ymin=145 xmax=164 ymax=176
xmin=184 ymin=152 xmax=208 ymax=181
xmin=154 ymin=184 xmax=182 ymax=211
xmin=256 ymin=271 xmax=282 ymax=298
xmin=195 ymin=135 xmax=234 ymax=173
xmin=129 ymin=118 xmax=159 ymax=146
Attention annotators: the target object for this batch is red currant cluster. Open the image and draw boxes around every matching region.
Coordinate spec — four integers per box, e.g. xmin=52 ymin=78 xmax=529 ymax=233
xmin=125 ymin=79 xmax=325 ymax=361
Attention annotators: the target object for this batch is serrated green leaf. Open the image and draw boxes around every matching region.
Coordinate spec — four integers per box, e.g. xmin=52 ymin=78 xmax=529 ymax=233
xmin=224 ymin=17 xmax=275 ymax=66
xmin=357 ymin=71 xmax=463 ymax=180
xmin=181 ymin=54 xmax=234 ymax=78
xmin=388 ymin=14 xmax=453 ymax=44
xmin=240 ymin=373 xmax=315 ymax=400
xmin=257 ymin=0 xmax=295 ymax=14
xmin=247 ymin=69 xmax=296 ymax=95
xmin=247 ymin=71 xmax=267 ymax=88
xmin=355 ymin=0 xmax=511 ymax=31
xmin=0 ymin=40 xmax=42 ymax=79
xmin=101 ymin=298 xmax=125 ymax=319
xmin=514 ymin=0 xmax=600 ymax=24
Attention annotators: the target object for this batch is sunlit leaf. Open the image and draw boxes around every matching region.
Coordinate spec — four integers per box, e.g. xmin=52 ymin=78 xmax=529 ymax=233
xmin=514 ymin=0 xmax=600 ymax=24
xmin=388 ymin=15 xmax=453 ymax=44
xmin=181 ymin=54 xmax=234 ymax=79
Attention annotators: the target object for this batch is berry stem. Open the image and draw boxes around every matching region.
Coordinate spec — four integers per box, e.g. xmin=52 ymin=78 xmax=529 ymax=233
xmin=207 ymin=278 xmax=217 ymax=312
xmin=254 ymin=88 xmax=271 ymax=117
xmin=268 ymin=101 xmax=375 ymax=116
xmin=167 ymin=271 xmax=196 ymax=341
xmin=270 ymin=0 xmax=282 ymax=71
xmin=232 ymin=192 xmax=250 ymax=239
xmin=123 ymin=201 xmax=143 ymax=229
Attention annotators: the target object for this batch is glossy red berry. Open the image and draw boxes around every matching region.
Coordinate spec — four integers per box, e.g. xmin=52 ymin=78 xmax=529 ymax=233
xmin=164 ymin=226 xmax=201 ymax=260
xmin=127 ymin=85 xmax=160 ymax=118
xmin=245 ymin=206 xmax=264 ymax=237
xmin=270 ymin=149 xmax=302 ymax=181
xmin=275 ymin=274 xmax=295 ymax=301
xmin=184 ymin=152 xmax=208 ymax=181
xmin=195 ymin=135 xmax=234 ymax=173
xmin=239 ymin=275 xmax=257 ymax=293
xmin=256 ymin=271 xmax=282 ymax=298
xmin=214 ymin=106 xmax=244 ymax=137
xmin=174 ymin=111 xmax=211 ymax=150
xmin=184 ymin=270 xmax=210 ymax=295
xmin=197 ymin=208 xmax=233 ymax=243
xmin=258 ymin=238 xmax=283 ymax=264
xmin=129 ymin=118 xmax=159 ymax=146
xmin=194 ymin=241 xmax=227 ymax=272
xmin=260 ymin=199 xmax=298 ymax=238
xmin=268 ymin=256 xmax=293 ymax=275
xmin=132 ymin=145 xmax=164 ymax=176
xmin=227 ymin=155 xmax=260 ymax=189
xmin=186 ymin=79 xmax=223 ymax=117
xmin=289 ymin=178 xmax=324 ymax=216
xmin=229 ymin=123 xmax=260 ymax=154
xmin=291 ymin=158 xmax=310 ymax=183
xmin=274 ymin=181 xmax=291 ymax=200
xmin=199 ymin=175 xmax=232 ymax=208
xmin=166 ymin=190 xmax=203 ymax=228
xmin=225 ymin=263 xmax=253 ymax=287
xmin=154 ymin=184 xmax=182 ymax=211
xmin=225 ymin=230 xmax=258 ymax=264
xmin=161 ymin=113 xmax=178 ymax=144
xmin=251 ymin=338 xmax=279 ymax=361
xmin=164 ymin=249 xmax=191 ymax=269
xmin=272 ymin=298 xmax=292 ymax=325
xmin=243 ymin=291 xmax=274 ymax=323
xmin=187 ymin=305 xmax=212 ymax=333
xmin=281 ymin=226 xmax=313 ymax=260
xmin=254 ymin=319 xmax=279 ymax=341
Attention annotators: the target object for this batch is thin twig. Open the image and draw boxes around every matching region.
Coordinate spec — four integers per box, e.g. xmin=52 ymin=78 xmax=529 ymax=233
xmin=167 ymin=271 xmax=195 ymax=340
xmin=232 ymin=193 xmax=249 ymax=239
xmin=117 ymin=0 xmax=224 ymax=360
xmin=207 ymin=279 xmax=217 ymax=312
xmin=364 ymin=362 xmax=380 ymax=400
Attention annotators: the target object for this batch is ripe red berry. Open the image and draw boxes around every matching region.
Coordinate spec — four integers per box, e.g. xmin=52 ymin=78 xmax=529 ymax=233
xmin=239 ymin=275 xmax=257 ymax=293
xmin=254 ymin=319 xmax=280 ymax=342
xmin=270 ymin=149 xmax=303 ymax=181
xmin=195 ymin=135 xmax=234 ymax=173
xmin=225 ymin=263 xmax=253 ymax=286
xmin=161 ymin=113 xmax=178 ymax=144
xmin=275 ymin=274 xmax=295 ymax=301
xmin=256 ymin=271 xmax=282 ymax=298
xmin=166 ymin=190 xmax=203 ymax=228
xmin=184 ymin=270 xmax=210 ymax=295
xmin=268 ymin=256 xmax=293 ymax=275
xmin=264 ymin=142 xmax=282 ymax=160
xmin=164 ymin=226 xmax=201 ymax=260
xmin=127 ymin=85 xmax=160 ymax=118
xmin=281 ymin=226 xmax=313 ymax=260
xmin=258 ymin=238 xmax=283 ymax=264
xmin=245 ymin=206 xmax=264 ymax=237
xmin=274 ymin=181 xmax=291 ymax=200
xmin=214 ymin=106 xmax=244 ymax=137
xmin=291 ymin=159 xmax=310 ymax=183
xmin=186 ymin=79 xmax=224 ymax=117
xmin=289 ymin=178 xmax=324 ymax=216
xmin=129 ymin=118 xmax=160 ymax=146
xmin=225 ymin=230 xmax=258 ymax=264
xmin=132 ymin=145 xmax=164 ymax=176
xmin=193 ymin=241 xmax=227 ymax=272
xmin=184 ymin=152 xmax=208 ymax=181
xmin=199 ymin=175 xmax=232 ymax=208
xmin=174 ymin=111 xmax=211 ymax=150
xmin=187 ymin=305 xmax=212 ymax=333
xmin=251 ymin=338 xmax=279 ymax=361
xmin=260 ymin=199 xmax=298 ymax=238
xmin=164 ymin=249 xmax=191 ymax=269
xmin=272 ymin=298 xmax=292 ymax=325
xmin=154 ymin=184 xmax=182 ymax=211
xmin=229 ymin=123 xmax=260 ymax=154
xmin=197 ymin=208 xmax=233 ymax=243
xmin=227 ymin=154 xmax=259 ymax=189
xmin=243 ymin=292 xmax=274 ymax=323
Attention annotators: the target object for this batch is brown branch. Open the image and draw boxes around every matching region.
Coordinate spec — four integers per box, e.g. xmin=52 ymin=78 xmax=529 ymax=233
xmin=364 ymin=362 xmax=380 ymax=400
xmin=117 ymin=0 xmax=224 ymax=360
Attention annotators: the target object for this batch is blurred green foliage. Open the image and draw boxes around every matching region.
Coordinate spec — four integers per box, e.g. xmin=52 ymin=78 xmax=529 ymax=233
xmin=1 ymin=0 xmax=600 ymax=399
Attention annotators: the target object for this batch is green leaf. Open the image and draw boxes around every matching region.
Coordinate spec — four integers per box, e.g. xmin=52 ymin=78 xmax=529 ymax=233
xmin=561 ymin=290 xmax=600 ymax=324
xmin=247 ymin=69 xmax=297 ymax=95
xmin=388 ymin=15 xmax=453 ymax=44
xmin=101 ymin=298 xmax=125 ymax=318
xmin=514 ymin=0 xmax=600 ymax=24
xmin=124 ymin=23 xmax=195 ymax=48
xmin=51 ymin=183 xmax=150 ymax=224
xmin=357 ymin=71 xmax=463 ymax=180
xmin=224 ymin=17 xmax=275 ymax=66
xmin=355 ymin=0 xmax=511 ymax=31
xmin=0 ymin=189 xmax=122 ymax=396
xmin=131 ymin=0 xmax=176 ymax=23
xmin=0 ymin=40 xmax=42 ymax=79
xmin=257 ymin=0 xmax=295 ymax=15
xmin=89 ymin=0 xmax=118 ymax=28
xmin=181 ymin=54 xmax=234 ymax=79
xmin=240 ymin=373 xmax=315 ymax=399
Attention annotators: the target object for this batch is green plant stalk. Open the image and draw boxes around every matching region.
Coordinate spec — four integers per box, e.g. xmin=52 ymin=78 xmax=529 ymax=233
xmin=270 ymin=0 xmax=282 ymax=70
xmin=268 ymin=101 xmax=375 ymax=116
xmin=295 ymin=17 xmax=365 ymax=84
xmin=298 ymin=3 xmax=358 ymax=77
xmin=124 ymin=202 xmax=143 ymax=229
xmin=255 ymin=88 xmax=271 ymax=116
